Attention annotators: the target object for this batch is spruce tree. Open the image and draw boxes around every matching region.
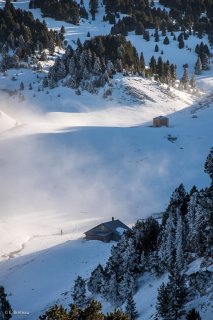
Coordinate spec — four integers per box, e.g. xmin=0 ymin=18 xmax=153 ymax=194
xmin=139 ymin=52 xmax=145 ymax=72
xmin=181 ymin=67 xmax=189 ymax=90
xmin=154 ymin=44 xmax=159 ymax=52
xmin=156 ymin=283 xmax=170 ymax=320
xmin=87 ymin=264 xmax=104 ymax=294
xmin=125 ymin=294 xmax=137 ymax=320
xmin=167 ymin=268 xmax=188 ymax=319
xmin=201 ymin=53 xmax=210 ymax=70
xmin=204 ymin=147 xmax=213 ymax=181
xmin=163 ymin=36 xmax=170 ymax=45
xmin=48 ymin=38 xmax=55 ymax=55
xmin=20 ymin=81 xmax=24 ymax=90
xmin=39 ymin=305 xmax=69 ymax=320
xmin=81 ymin=300 xmax=104 ymax=320
xmin=195 ymin=57 xmax=202 ymax=75
xmin=89 ymin=0 xmax=98 ymax=20
xmin=190 ymin=73 xmax=196 ymax=88
xmin=186 ymin=308 xmax=202 ymax=320
xmin=71 ymin=276 xmax=87 ymax=309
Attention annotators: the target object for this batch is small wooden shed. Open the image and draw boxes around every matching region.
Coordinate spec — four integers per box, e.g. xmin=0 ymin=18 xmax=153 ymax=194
xmin=153 ymin=116 xmax=169 ymax=127
xmin=84 ymin=217 xmax=130 ymax=242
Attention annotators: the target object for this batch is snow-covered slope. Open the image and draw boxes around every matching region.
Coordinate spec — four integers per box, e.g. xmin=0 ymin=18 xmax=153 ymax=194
xmin=0 ymin=0 xmax=213 ymax=319
xmin=0 ymin=239 xmax=112 ymax=319
xmin=0 ymin=109 xmax=18 ymax=133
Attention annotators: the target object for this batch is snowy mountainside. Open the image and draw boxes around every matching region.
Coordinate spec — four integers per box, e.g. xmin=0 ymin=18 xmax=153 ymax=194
xmin=0 ymin=109 xmax=18 ymax=133
xmin=0 ymin=0 xmax=213 ymax=319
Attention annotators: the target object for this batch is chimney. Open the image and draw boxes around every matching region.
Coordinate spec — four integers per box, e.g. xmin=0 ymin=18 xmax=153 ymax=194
xmin=112 ymin=217 xmax=114 ymax=221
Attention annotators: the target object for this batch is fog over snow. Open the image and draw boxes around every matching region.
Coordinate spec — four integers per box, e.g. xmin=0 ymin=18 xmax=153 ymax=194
xmin=0 ymin=1 xmax=213 ymax=318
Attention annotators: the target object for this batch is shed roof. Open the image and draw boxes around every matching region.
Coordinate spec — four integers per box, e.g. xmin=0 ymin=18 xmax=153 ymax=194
xmin=153 ymin=115 xmax=168 ymax=120
xmin=85 ymin=219 xmax=130 ymax=235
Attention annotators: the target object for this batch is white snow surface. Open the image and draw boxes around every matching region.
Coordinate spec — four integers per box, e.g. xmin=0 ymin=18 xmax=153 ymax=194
xmin=0 ymin=0 xmax=213 ymax=319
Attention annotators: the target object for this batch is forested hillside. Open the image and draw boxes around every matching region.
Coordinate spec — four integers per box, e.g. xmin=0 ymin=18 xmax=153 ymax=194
xmin=0 ymin=1 xmax=62 ymax=70
xmin=35 ymin=148 xmax=213 ymax=319
xmin=29 ymin=0 xmax=88 ymax=24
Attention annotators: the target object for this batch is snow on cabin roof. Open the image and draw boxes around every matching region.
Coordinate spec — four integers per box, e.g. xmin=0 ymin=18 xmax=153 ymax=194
xmin=153 ymin=115 xmax=168 ymax=120
xmin=116 ymin=227 xmax=126 ymax=235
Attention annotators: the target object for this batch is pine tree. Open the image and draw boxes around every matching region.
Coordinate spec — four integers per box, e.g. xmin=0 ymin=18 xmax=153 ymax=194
xmin=178 ymin=38 xmax=184 ymax=49
xmin=163 ymin=36 xmax=170 ymax=45
xmin=39 ymin=305 xmax=69 ymax=320
xmin=139 ymin=52 xmax=145 ymax=72
xmin=170 ymin=64 xmax=176 ymax=85
xmin=42 ymin=77 xmax=48 ymax=88
xmin=204 ymin=147 xmax=213 ymax=181
xmin=87 ymin=264 xmax=104 ymax=294
xmin=93 ymin=56 xmax=101 ymax=75
xmin=48 ymin=38 xmax=55 ymax=55
xmin=154 ymin=29 xmax=159 ymax=42
xmin=195 ymin=57 xmax=202 ymax=75
xmin=89 ymin=0 xmax=98 ymax=20
xmin=69 ymin=56 xmax=76 ymax=75
xmin=0 ymin=286 xmax=12 ymax=320
xmin=160 ymin=184 xmax=188 ymax=269
xmin=156 ymin=283 xmax=170 ymax=320
xmin=119 ymin=272 xmax=137 ymax=301
xmin=71 ymin=276 xmax=87 ymax=309
xmin=69 ymin=304 xmax=80 ymax=320
xmin=81 ymin=300 xmax=104 ymax=320
xmin=125 ymin=294 xmax=137 ymax=320
xmin=105 ymin=309 xmax=128 ymax=319
xmin=154 ymin=44 xmax=159 ymax=52
xmin=150 ymin=56 xmax=157 ymax=74
xmin=20 ymin=81 xmax=24 ymax=90
xmin=181 ymin=67 xmax=189 ymax=90
xmin=201 ymin=53 xmax=210 ymax=70
xmin=190 ymin=73 xmax=196 ymax=88
xmin=60 ymin=25 xmax=65 ymax=34
xmin=49 ymin=76 xmax=56 ymax=89
xmin=56 ymin=60 xmax=66 ymax=80
xmin=175 ymin=215 xmax=185 ymax=271
xmin=101 ymin=270 xmax=122 ymax=307
xmin=167 ymin=268 xmax=188 ymax=319
xmin=186 ymin=308 xmax=202 ymax=320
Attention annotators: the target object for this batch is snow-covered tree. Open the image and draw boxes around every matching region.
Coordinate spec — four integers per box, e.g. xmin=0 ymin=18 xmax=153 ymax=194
xmin=48 ymin=76 xmax=57 ymax=89
xmin=101 ymin=271 xmax=122 ymax=307
xmin=156 ymin=269 xmax=187 ymax=320
xmin=93 ymin=56 xmax=101 ymax=75
xmin=87 ymin=264 xmax=104 ymax=294
xmin=68 ymin=56 xmax=76 ymax=75
xmin=119 ymin=272 xmax=137 ymax=301
xmin=56 ymin=60 xmax=66 ymax=80
xmin=204 ymin=147 xmax=213 ymax=181
xmin=42 ymin=77 xmax=48 ymax=88
xmin=167 ymin=269 xmax=188 ymax=319
xmin=175 ymin=215 xmax=185 ymax=271
xmin=190 ymin=73 xmax=196 ymax=88
xmin=71 ymin=276 xmax=87 ymax=309
xmin=195 ymin=57 xmax=202 ymax=75
xmin=201 ymin=53 xmax=210 ymax=70
xmin=181 ymin=67 xmax=189 ymax=90
xmin=48 ymin=38 xmax=55 ymax=55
